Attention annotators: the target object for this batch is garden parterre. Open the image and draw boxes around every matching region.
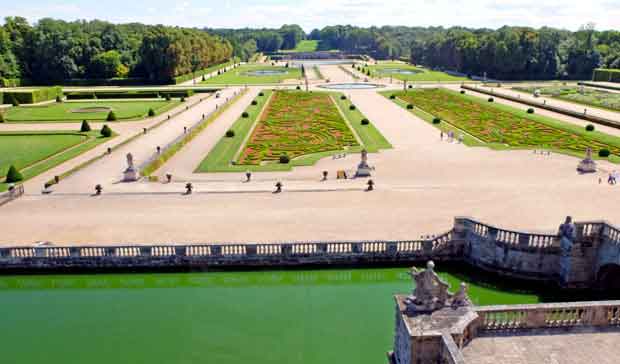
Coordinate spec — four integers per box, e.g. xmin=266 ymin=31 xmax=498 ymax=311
xmin=4 ymin=100 xmax=179 ymax=123
xmin=513 ymin=85 xmax=620 ymax=112
xmin=364 ymin=62 xmax=467 ymax=82
xmin=238 ymin=91 xmax=359 ymax=165
xmin=393 ymin=88 xmax=620 ymax=158
xmin=201 ymin=64 xmax=302 ymax=85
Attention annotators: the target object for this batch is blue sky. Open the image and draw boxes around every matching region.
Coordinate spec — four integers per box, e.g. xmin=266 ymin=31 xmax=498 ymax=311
xmin=4 ymin=0 xmax=620 ymax=31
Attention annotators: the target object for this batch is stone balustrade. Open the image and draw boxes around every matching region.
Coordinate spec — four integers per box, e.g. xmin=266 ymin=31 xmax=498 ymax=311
xmin=475 ymin=300 xmax=620 ymax=332
xmin=2 ymin=217 xmax=620 ymax=289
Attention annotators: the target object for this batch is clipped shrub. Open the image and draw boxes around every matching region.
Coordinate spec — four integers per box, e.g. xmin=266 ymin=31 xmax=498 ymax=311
xmin=585 ymin=124 xmax=595 ymax=132
xmin=180 ymin=96 xmax=186 ymax=102
xmin=80 ymin=120 xmax=91 ymax=132
xmin=0 ymin=113 xmax=4 ymax=123
xmin=106 ymin=111 xmax=117 ymax=121
xmin=361 ymin=118 xmax=370 ymax=125
xmin=296 ymin=85 xmax=301 ymax=90
xmin=432 ymin=117 xmax=441 ymax=124
xmin=11 ymin=95 xmax=19 ymax=107
xmin=148 ymin=108 xmax=156 ymax=117
xmin=487 ymin=97 xmax=494 ymax=102
xmin=258 ymin=92 xmax=264 ymax=97
xmin=460 ymin=90 xmax=466 ymax=94
xmin=349 ymin=105 xmax=356 ymax=110
xmin=366 ymin=70 xmax=371 ymax=76
xmin=251 ymin=100 xmax=258 ymax=105
xmin=279 ymin=154 xmax=290 ymax=164
xmin=340 ymin=95 xmax=347 ymax=100
xmin=225 ymin=130 xmax=235 ymax=138
xmin=5 ymin=165 xmax=23 ymax=183
xmin=56 ymin=95 xmax=62 ymax=103
xmin=407 ymin=104 xmax=414 ymax=110
xmin=100 ymin=124 xmax=113 ymax=137
xmin=527 ymin=108 xmax=535 ymax=114
xmin=599 ymin=149 xmax=611 ymax=158
xmin=408 ymin=85 xmax=413 ymax=89
xmin=389 ymin=94 xmax=396 ymax=99
xmin=242 ymin=111 xmax=249 ymax=118
xmin=165 ymin=94 xmax=171 ymax=101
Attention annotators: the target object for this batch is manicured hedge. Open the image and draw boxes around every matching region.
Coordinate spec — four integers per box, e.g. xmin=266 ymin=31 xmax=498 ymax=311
xmin=65 ymin=89 xmax=195 ymax=100
xmin=0 ymin=86 xmax=63 ymax=104
xmin=593 ymin=69 xmax=620 ymax=83
xmin=172 ymin=58 xmax=239 ymax=84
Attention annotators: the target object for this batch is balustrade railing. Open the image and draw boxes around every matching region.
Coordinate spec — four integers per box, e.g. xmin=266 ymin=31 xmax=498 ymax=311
xmin=476 ymin=300 xmax=620 ymax=332
xmin=0 ymin=238 xmax=444 ymax=261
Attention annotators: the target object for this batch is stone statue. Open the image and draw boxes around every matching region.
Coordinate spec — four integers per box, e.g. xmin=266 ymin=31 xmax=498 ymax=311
xmin=123 ymin=152 xmax=139 ymax=182
xmin=355 ymin=149 xmax=372 ymax=177
xmin=126 ymin=153 xmax=134 ymax=169
xmin=403 ymin=261 xmax=471 ymax=316
xmin=577 ymin=147 xmax=596 ymax=173
xmin=558 ymin=216 xmax=576 ymax=256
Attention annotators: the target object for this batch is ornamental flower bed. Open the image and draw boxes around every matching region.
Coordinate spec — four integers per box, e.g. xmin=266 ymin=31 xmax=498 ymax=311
xmin=397 ymin=88 xmax=620 ymax=157
xmin=238 ymin=91 xmax=359 ymax=165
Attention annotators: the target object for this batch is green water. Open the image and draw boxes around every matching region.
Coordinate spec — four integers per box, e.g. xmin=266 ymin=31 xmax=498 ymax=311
xmin=0 ymin=265 xmax=562 ymax=364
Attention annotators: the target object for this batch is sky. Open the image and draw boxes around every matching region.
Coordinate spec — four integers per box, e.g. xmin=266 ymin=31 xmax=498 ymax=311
xmin=3 ymin=0 xmax=620 ymax=31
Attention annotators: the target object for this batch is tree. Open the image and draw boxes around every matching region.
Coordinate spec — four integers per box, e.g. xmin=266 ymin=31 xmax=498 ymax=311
xmin=88 ymin=50 xmax=122 ymax=78
xmin=100 ymin=124 xmax=112 ymax=137
xmin=5 ymin=165 xmax=23 ymax=183
xmin=106 ymin=111 xmax=117 ymax=121
xmin=80 ymin=120 xmax=91 ymax=132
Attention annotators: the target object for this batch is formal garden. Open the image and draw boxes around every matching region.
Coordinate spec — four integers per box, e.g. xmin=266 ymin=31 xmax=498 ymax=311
xmin=360 ymin=62 xmax=467 ymax=82
xmin=200 ymin=64 xmax=302 ymax=85
xmin=513 ymin=85 xmax=620 ymax=112
xmin=2 ymin=99 xmax=180 ymax=123
xmin=0 ymin=128 xmax=114 ymax=191
xmin=196 ymin=90 xmax=390 ymax=172
xmin=387 ymin=88 xmax=620 ymax=161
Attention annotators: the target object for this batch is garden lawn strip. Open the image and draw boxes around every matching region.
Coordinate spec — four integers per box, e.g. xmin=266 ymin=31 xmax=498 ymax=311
xmin=387 ymin=88 xmax=620 ymax=162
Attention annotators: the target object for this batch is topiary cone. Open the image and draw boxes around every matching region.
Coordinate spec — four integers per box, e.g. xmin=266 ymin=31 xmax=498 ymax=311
xmin=5 ymin=165 xmax=24 ymax=183
xmin=80 ymin=120 xmax=91 ymax=132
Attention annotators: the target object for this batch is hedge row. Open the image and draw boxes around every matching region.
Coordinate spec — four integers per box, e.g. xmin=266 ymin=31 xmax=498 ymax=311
xmin=593 ymin=69 xmax=620 ymax=83
xmin=172 ymin=58 xmax=239 ymax=84
xmin=0 ymin=86 xmax=63 ymax=105
xmin=65 ymin=89 xmax=195 ymax=100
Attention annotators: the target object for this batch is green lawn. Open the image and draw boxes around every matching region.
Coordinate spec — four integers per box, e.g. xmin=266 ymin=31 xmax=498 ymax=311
xmin=196 ymin=90 xmax=391 ymax=172
xmin=513 ymin=85 xmax=620 ymax=112
xmin=283 ymin=40 xmax=319 ymax=53
xmin=200 ymin=64 xmax=302 ymax=85
xmin=363 ymin=62 xmax=467 ymax=82
xmin=0 ymin=130 xmax=113 ymax=190
xmin=384 ymin=88 xmax=620 ymax=162
xmin=4 ymin=100 xmax=180 ymax=123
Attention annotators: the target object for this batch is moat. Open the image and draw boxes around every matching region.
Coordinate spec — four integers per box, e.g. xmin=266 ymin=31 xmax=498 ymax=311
xmin=0 ymin=264 xmax=614 ymax=364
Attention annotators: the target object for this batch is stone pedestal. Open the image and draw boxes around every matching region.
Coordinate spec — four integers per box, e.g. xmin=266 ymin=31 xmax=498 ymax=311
xmin=577 ymin=148 xmax=597 ymax=173
xmin=355 ymin=148 xmax=372 ymax=177
xmin=123 ymin=167 xmax=139 ymax=182
xmin=577 ymin=158 xmax=597 ymax=173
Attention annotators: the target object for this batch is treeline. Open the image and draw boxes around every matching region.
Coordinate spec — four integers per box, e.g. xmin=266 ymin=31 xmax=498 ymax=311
xmin=309 ymin=24 xmax=620 ymax=80
xmin=0 ymin=17 xmax=232 ymax=84
xmin=207 ymin=25 xmax=305 ymax=60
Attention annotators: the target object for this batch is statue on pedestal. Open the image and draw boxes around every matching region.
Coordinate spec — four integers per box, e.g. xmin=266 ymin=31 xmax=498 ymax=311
xmin=123 ymin=153 xmax=139 ymax=182
xmin=577 ymin=147 xmax=597 ymax=173
xmin=558 ymin=216 xmax=576 ymax=256
xmin=403 ymin=261 xmax=470 ymax=316
xmin=355 ymin=149 xmax=372 ymax=177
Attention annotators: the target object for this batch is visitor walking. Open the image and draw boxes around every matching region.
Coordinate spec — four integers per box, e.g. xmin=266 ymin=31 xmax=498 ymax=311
xmin=440 ymin=131 xmax=444 ymax=141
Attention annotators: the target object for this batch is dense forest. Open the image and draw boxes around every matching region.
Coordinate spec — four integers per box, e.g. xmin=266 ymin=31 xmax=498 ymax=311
xmin=207 ymin=25 xmax=305 ymax=60
xmin=215 ymin=24 xmax=620 ymax=80
xmin=0 ymin=17 xmax=232 ymax=84
xmin=2 ymin=17 xmax=619 ymax=83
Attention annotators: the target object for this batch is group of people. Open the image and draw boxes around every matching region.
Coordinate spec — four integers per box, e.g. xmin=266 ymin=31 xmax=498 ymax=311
xmin=440 ymin=130 xmax=464 ymax=144
xmin=608 ymin=171 xmax=619 ymax=185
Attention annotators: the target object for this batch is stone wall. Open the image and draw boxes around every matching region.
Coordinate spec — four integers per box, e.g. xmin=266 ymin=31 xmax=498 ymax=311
xmin=2 ymin=217 xmax=620 ymax=289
